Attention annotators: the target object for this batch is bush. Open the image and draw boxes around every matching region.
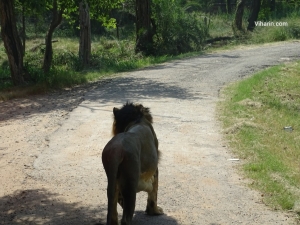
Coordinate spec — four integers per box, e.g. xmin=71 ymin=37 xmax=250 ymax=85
xmin=271 ymin=28 xmax=288 ymax=41
xmin=152 ymin=0 xmax=209 ymax=55
xmin=286 ymin=20 xmax=300 ymax=39
xmin=52 ymin=51 xmax=81 ymax=71
xmin=0 ymin=63 xmax=12 ymax=89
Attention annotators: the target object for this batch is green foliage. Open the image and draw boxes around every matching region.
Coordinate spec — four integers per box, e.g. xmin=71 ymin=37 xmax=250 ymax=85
xmin=258 ymin=0 xmax=272 ymax=20
xmin=178 ymin=0 xmax=218 ymax=13
xmin=24 ymin=53 xmax=85 ymax=88
xmin=89 ymin=0 xmax=124 ymax=28
xmin=273 ymin=0 xmax=300 ymax=19
xmin=0 ymin=64 xmax=12 ymax=90
xmin=285 ymin=19 xmax=300 ymax=38
xmin=15 ymin=0 xmax=50 ymax=16
xmin=89 ymin=37 xmax=169 ymax=72
xmin=152 ymin=0 xmax=209 ymax=55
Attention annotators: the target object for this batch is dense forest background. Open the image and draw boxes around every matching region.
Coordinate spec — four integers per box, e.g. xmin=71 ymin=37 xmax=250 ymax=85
xmin=0 ymin=0 xmax=299 ymax=93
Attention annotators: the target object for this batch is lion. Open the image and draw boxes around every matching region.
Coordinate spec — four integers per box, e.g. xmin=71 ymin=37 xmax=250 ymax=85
xmin=102 ymin=102 xmax=163 ymax=225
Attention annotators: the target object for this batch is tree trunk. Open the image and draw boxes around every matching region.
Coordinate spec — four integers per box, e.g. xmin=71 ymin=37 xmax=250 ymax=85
xmin=116 ymin=23 xmax=119 ymax=40
xmin=21 ymin=5 xmax=26 ymax=55
xmin=0 ymin=0 xmax=25 ymax=85
xmin=247 ymin=0 xmax=261 ymax=31
xmin=135 ymin=0 xmax=154 ymax=55
xmin=226 ymin=0 xmax=232 ymax=14
xmin=233 ymin=0 xmax=246 ymax=31
xmin=270 ymin=0 xmax=275 ymax=12
xmin=43 ymin=0 xmax=63 ymax=73
xmin=79 ymin=1 xmax=91 ymax=68
xmin=220 ymin=0 xmax=227 ymax=13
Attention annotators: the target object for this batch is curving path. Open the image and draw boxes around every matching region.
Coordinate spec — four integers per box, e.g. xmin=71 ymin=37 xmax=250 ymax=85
xmin=0 ymin=41 xmax=299 ymax=225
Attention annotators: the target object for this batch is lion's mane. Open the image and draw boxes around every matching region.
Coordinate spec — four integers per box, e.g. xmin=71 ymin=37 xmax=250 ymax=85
xmin=112 ymin=102 xmax=153 ymax=136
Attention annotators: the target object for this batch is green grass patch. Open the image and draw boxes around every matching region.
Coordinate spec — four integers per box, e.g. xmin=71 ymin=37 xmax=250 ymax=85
xmin=219 ymin=61 xmax=300 ymax=212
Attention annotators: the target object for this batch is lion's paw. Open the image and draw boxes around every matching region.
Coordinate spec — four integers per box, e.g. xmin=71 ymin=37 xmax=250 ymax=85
xmin=154 ymin=206 xmax=164 ymax=215
xmin=146 ymin=205 xmax=164 ymax=215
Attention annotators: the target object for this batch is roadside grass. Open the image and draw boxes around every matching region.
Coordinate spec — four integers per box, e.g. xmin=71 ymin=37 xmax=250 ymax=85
xmin=218 ymin=61 xmax=300 ymax=213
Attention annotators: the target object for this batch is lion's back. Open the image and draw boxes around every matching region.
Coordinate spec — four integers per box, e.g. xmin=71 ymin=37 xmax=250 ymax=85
xmin=126 ymin=123 xmax=158 ymax=173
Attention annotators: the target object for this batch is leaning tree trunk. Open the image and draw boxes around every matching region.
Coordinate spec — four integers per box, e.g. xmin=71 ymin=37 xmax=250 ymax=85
xmin=233 ymin=0 xmax=246 ymax=32
xmin=135 ymin=0 xmax=154 ymax=55
xmin=79 ymin=1 xmax=91 ymax=68
xmin=43 ymin=0 xmax=63 ymax=74
xmin=0 ymin=0 xmax=25 ymax=85
xmin=247 ymin=0 xmax=261 ymax=31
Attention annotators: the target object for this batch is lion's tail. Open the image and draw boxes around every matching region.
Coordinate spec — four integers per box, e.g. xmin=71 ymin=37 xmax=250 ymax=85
xmin=102 ymin=145 xmax=124 ymax=225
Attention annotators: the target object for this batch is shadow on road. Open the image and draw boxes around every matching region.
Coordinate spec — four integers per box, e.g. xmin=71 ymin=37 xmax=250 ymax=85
xmin=0 ymin=189 xmax=104 ymax=225
xmin=132 ymin=210 xmax=179 ymax=225
xmin=85 ymin=76 xmax=199 ymax=103
xmin=0 ymin=76 xmax=200 ymax=122
xmin=0 ymin=189 xmax=179 ymax=225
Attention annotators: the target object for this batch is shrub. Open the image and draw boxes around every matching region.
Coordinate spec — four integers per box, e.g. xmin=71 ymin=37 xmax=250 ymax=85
xmin=152 ymin=0 xmax=209 ymax=55
xmin=0 ymin=63 xmax=12 ymax=89
xmin=286 ymin=20 xmax=300 ymax=39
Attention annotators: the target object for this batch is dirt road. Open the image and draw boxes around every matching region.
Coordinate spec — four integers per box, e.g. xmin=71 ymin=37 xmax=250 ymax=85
xmin=1 ymin=41 xmax=299 ymax=225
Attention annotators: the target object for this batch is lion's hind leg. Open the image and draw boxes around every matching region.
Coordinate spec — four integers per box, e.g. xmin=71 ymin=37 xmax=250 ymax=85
xmin=106 ymin=182 xmax=119 ymax=225
xmin=145 ymin=168 xmax=164 ymax=215
xmin=120 ymin=184 xmax=136 ymax=225
xmin=119 ymin=160 xmax=139 ymax=225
